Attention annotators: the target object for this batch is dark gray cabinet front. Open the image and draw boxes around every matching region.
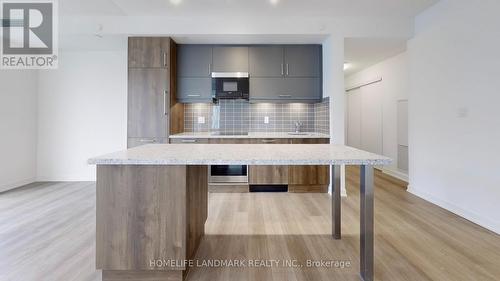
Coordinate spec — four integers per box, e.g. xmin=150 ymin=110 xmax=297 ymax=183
xmin=249 ymin=46 xmax=284 ymax=77
xmin=212 ymin=46 xmax=249 ymax=72
xmin=250 ymin=78 xmax=285 ymax=101
xmin=128 ymin=69 xmax=169 ymax=138
xmin=178 ymin=45 xmax=212 ymax=77
xmin=284 ymin=45 xmax=321 ymax=77
xmin=177 ymin=77 xmax=212 ymax=103
xmin=250 ymin=77 xmax=320 ymax=102
xmin=283 ymin=78 xmax=321 ymax=101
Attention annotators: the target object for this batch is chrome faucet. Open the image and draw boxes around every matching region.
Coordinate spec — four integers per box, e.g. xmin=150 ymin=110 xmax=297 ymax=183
xmin=294 ymin=121 xmax=302 ymax=133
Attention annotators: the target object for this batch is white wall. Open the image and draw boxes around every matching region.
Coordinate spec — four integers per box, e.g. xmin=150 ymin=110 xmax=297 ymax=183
xmin=323 ymin=36 xmax=347 ymax=196
xmin=408 ymin=0 xmax=500 ymax=233
xmin=37 ymin=49 xmax=127 ymax=181
xmin=346 ymin=52 xmax=409 ymax=179
xmin=0 ymin=70 xmax=38 ymax=192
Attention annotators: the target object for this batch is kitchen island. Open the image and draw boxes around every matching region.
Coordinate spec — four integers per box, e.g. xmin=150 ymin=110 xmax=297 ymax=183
xmin=89 ymin=144 xmax=391 ymax=281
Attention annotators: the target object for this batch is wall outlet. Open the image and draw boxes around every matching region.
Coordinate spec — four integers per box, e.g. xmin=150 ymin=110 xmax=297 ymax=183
xmin=197 ymin=116 xmax=206 ymax=124
xmin=264 ymin=116 xmax=269 ymax=124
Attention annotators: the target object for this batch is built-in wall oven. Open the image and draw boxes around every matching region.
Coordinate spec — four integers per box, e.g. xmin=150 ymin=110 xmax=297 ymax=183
xmin=209 ymin=165 xmax=248 ymax=183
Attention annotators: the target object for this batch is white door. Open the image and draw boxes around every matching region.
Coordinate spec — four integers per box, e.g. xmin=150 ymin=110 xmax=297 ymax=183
xmin=360 ymin=82 xmax=383 ymax=155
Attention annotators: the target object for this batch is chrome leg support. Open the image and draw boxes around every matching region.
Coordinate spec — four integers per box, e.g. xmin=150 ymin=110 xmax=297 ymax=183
xmin=360 ymin=165 xmax=374 ymax=281
xmin=332 ymin=165 xmax=341 ymax=239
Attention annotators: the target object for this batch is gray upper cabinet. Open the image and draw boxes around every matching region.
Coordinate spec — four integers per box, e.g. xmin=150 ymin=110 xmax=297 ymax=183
xmin=212 ymin=46 xmax=249 ymax=72
xmin=177 ymin=77 xmax=212 ymax=103
xmin=178 ymin=45 xmax=212 ymax=77
xmin=176 ymin=44 xmax=322 ymax=103
xmin=250 ymin=77 xmax=320 ymax=102
xmin=284 ymin=45 xmax=321 ymax=77
xmin=283 ymin=78 xmax=321 ymax=101
xmin=250 ymin=78 xmax=285 ymax=101
xmin=128 ymin=68 xmax=169 ymax=138
xmin=249 ymin=46 xmax=284 ymax=77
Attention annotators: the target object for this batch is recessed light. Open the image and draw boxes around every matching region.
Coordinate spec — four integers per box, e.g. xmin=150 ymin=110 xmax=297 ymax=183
xmin=170 ymin=0 xmax=182 ymax=5
xmin=343 ymin=63 xmax=350 ymax=71
xmin=270 ymin=0 xmax=280 ymax=6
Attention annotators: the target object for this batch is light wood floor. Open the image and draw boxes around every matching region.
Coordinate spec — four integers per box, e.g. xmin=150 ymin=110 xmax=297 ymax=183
xmin=1 ymin=167 xmax=499 ymax=281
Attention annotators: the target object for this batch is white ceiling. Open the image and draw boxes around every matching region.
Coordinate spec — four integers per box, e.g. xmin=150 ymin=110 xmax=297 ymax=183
xmin=61 ymin=0 xmax=437 ymax=18
xmin=344 ymin=38 xmax=407 ymax=76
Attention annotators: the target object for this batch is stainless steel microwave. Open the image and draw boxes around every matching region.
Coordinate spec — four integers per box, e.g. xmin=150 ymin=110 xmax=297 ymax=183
xmin=211 ymin=72 xmax=249 ymax=100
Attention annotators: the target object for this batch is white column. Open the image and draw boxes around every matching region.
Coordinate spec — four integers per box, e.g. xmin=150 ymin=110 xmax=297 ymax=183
xmin=323 ymin=35 xmax=347 ymax=196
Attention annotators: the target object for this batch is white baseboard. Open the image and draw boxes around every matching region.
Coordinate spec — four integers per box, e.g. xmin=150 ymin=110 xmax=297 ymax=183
xmin=408 ymin=185 xmax=500 ymax=235
xmin=0 ymin=177 xmax=36 ymax=193
xmin=382 ymin=168 xmax=408 ymax=182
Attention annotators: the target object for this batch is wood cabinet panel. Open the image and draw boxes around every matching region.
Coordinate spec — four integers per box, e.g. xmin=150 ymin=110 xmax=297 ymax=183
xmin=208 ymin=138 xmax=251 ymax=144
xmin=96 ymin=165 xmax=188 ymax=270
xmin=169 ymin=138 xmax=209 ymax=144
xmin=248 ymin=138 xmax=289 ymax=185
xmin=249 ymin=165 xmax=288 ymax=185
xmin=127 ymin=68 xmax=169 ymax=140
xmin=289 ymin=138 xmax=330 ymax=192
xmin=128 ymin=37 xmax=169 ymax=68
xmin=127 ymin=138 xmax=167 ymax=148
xmin=96 ymin=165 xmax=207 ymax=272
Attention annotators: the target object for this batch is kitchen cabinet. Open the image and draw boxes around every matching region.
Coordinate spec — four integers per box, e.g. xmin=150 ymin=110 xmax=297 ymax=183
xmin=250 ymin=77 xmax=320 ymax=102
xmin=127 ymin=68 xmax=169 ymax=139
xmin=249 ymin=46 xmax=284 ymax=77
xmin=249 ymin=165 xmax=288 ymax=185
xmin=177 ymin=45 xmax=212 ymax=77
xmin=208 ymin=138 xmax=250 ymax=144
xmin=128 ymin=137 xmax=167 ymax=148
xmin=212 ymin=46 xmax=249 ymax=72
xmin=127 ymin=37 xmax=181 ymax=149
xmin=169 ymin=136 xmax=329 ymax=192
xmin=128 ymin=37 xmax=170 ymax=68
xmin=177 ymin=77 xmax=212 ymax=103
xmin=170 ymin=138 xmax=209 ymax=144
xmin=248 ymin=138 xmax=289 ymax=185
xmin=288 ymin=138 xmax=330 ymax=193
xmin=176 ymin=44 xmax=322 ymax=103
xmin=284 ymin=45 xmax=321 ymax=77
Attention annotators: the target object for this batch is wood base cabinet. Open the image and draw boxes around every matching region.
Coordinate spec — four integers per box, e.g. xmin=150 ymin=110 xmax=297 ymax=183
xmin=96 ymin=165 xmax=207 ymax=280
xmin=288 ymin=138 xmax=330 ymax=193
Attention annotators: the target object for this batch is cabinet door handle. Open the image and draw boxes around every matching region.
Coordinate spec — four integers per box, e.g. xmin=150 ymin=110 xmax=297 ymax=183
xmin=181 ymin=139 xmax=197 ymax=143
xmin=261 ymin=139 xmax=276 ymax=143
xmin=188 ymin=94 xmax=201 ymax=97
xmin=281 ymin=64 xmax=284 ymax=76
xmin=163 ymin=52 xmax=167 ymax=67
xmin=286 ymin=63 xmax=289 ymax=76
xmin=208 ymin=63 xmax=211 ymax=75
xmin=279 ymin=94 xmax=291 ymax=98
xmin=140 ymin=138 xmax=156 ymax=143
xmin=163 ymin=90 xmax=168 ymax=115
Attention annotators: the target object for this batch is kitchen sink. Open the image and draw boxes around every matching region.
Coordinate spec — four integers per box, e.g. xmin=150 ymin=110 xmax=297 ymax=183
xmin=287 ymin=132 xmax=310 ymax=136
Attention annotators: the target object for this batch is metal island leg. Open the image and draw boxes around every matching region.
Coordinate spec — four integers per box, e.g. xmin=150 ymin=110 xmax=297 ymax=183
xmin=331 ymin=165 xmax=341 ymax=239
xmin=360 ymin=165 xmax=374 ymax=281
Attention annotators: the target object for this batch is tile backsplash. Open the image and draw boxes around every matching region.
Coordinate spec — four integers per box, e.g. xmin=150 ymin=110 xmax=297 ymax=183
xmin=184 ymin=98 xmax=330 ymax=134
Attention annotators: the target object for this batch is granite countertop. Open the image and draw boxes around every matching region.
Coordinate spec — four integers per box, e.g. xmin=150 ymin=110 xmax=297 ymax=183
xmin=88 ymin=144 xmax=392 ymax=166
xmin=169 ymin=132 xmax=331 ymax=139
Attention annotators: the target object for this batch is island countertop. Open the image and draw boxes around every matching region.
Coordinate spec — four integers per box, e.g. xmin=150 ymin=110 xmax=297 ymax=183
xmin=88 ymin=144 xmax=392 ymax=166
